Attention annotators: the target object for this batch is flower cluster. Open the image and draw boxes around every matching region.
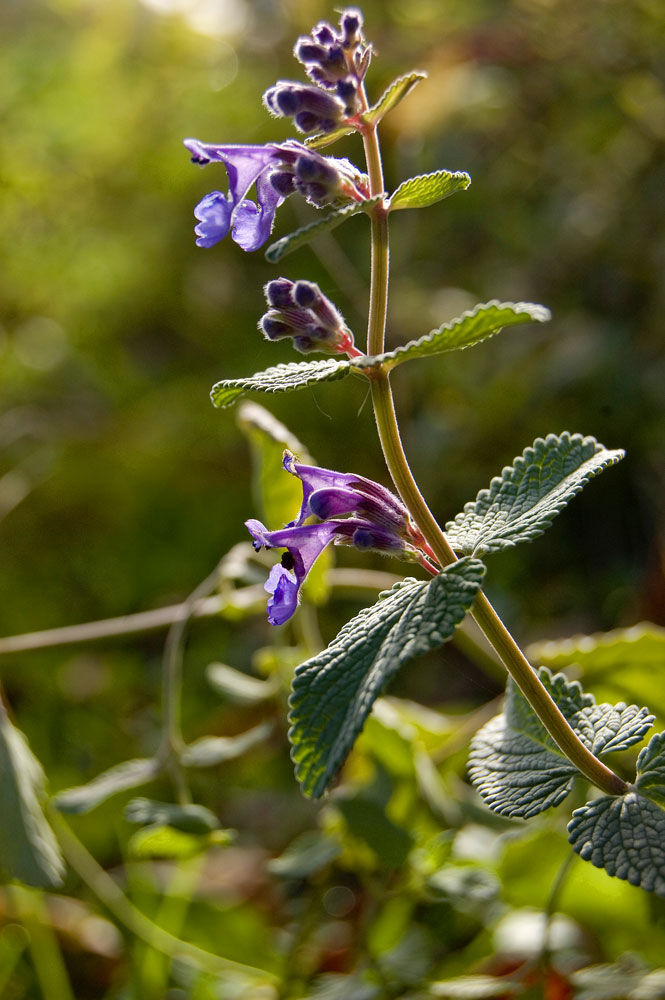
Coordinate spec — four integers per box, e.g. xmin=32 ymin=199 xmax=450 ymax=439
xmin=184 ymin=138 xmax=368 ymax=252
xmin=259 ymin=278 xmax=360 ymax=356
xmin=264 ymin=9 xmax=368 ymax=134
xmin=247 ymin=452 xmax=435 ymax=625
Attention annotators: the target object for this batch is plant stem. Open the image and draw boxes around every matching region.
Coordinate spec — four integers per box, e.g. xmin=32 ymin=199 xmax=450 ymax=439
xmin=359 ymin=110 xmax=628 ymax=799
xmin=51 ymin=812 xmax=278 ymax=985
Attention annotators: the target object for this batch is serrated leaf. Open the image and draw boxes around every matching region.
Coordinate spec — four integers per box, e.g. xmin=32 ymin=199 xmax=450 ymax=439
xmin=389 ymin=170 xmax=471 ymax=211
xmin=206 ymin=662 xmax=278 ymax=704
xmin=265 ymin=196 xmax=382 ymax=263
xmin=446 ymin=432 xmax=625 ymax=556
xmin=289 ymin=558 xmax=485 ymax=799
xmin=210 ymin=358 xmax=352 ymax=409
xmin=180 ymin=721 xmax=273 ymax=767
xmin=362 ymin=71 xmax=428 ymax=125
xmin=124 ymin=798 xmax=219 ymax=834
xmin=304 ymin=126 xmax=356 ymax=150
xmin=568 ymin=791 xmax=665 ymax=896
xmin=635 ymin=732 xmax=665 ymax=808
xmin=364 ymin=300 xmax=550 ymax=371
xmin=0 ymin=709 xmax=65 ymax=888
xmin=469 ymin=668 xmax=653 ymax=819
xmin=54 ymin=757 xmax=158 ymax=814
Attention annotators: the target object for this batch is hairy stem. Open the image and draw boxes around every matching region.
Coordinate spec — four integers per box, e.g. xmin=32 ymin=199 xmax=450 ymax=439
xmin=360 ymin=111 xmax=628 ymax=799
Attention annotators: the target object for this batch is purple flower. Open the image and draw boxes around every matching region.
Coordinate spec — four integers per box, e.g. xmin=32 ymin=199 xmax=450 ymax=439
xmin=185 ymin=139 xmax=367 ymax=251
xmin=260 ymin=278 xmax=361 ymax=356
xmin=246 ymin=451 xmax=434 ymax=624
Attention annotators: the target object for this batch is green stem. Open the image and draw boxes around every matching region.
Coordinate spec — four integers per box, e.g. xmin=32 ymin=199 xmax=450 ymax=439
xmin=51 ymin=812 xmax=277 ymax=985
xmin=359 ymin=110 xmax=628 ymax=800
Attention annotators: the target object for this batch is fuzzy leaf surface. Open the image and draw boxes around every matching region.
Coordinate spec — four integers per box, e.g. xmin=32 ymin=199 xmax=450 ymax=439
xmin=363 ymin=71 xmax=428 ymax=125
xmin=210 ymin=359 xmax=352 ymax=409
xmin=265 ymin=196 xmax=382 ymax=262
xmin=469 ymin=668 xmax=653 ymax=819
xmin=366 ymin=301 xmax=550 ymax=370
xmin=0 ymin=709 xmax=65 ymax=888
xmin=54 ymin=757 xmax=158 ymax=814
xmin=635 ymin=732 xmax=665 ymax=808
xmin=304 ymin=125 xmax=356 ymax=150
xmin=446 ymin=432 xmax=624 ymax=556
xmin=389 ymin=170 xmax=471 ymax=211
xmin=568 ymin=791 xmax=665 ymax=897
xmin=289 ymin=558 xmax=485 ymax=799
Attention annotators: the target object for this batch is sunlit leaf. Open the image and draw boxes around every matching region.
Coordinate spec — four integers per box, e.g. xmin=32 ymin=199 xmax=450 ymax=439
xmin=289 ymin=559 xmax=485 ymax=798
xmin=264 ymin=197 xmax=382 ymax=263
xmin=389 ymin=170 xmax=471 ymax=210
xmin=362 ymin=71 xmax=428 ymax=125
xmin=304 ymin=125 xmax=357 ymax=150
xmin=446 ymin=432 xmax=624 ymax=556
xmin=210 ymin=359 xmax=353 ymax=409
xmin=54 ymin=757 xmax=158 ymax=814
xmin=469 ymin=668 xmax=653 ymax=818
xmin=127 ymin=824 xmax=232 ymax=860
xmin=0 ymin=709 xmax=64 ymax=887
xmin=367 ymin=301 xmax=550 ymax=371
xmin=568 ymin=791 xmax=665 ymax=896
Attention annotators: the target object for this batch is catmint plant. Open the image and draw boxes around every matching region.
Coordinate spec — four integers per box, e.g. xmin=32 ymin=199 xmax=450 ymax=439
xmin=189 ymin=6 xmax=665 ymax=901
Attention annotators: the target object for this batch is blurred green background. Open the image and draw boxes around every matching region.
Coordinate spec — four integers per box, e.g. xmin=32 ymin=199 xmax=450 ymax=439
xmin=1 ymin=0 xmax=665 ymax=992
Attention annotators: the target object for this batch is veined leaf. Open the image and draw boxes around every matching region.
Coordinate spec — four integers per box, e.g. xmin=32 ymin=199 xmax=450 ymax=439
xmin=54 ymin=757 xmax=158 ymax=814
xmin=366 ymin=300 xmax=550 ymax=370
xmin=568 ymin=791 xmax=665 ymax=897
xmin=289 ymin=558 xmax=485 ymax=799
xmin=362 ymin=71 xmax=428 ymax=125
xmin=636 ymin=732 xmax=665 ymax=808
xmin=389 ymin=170 xmax=471 ymax=211
xmin=446 ymin=432 xmax=625 ymax=556
xmin=265 ymin=196 xmax=383 ymax=263
xmin=0 ymin=708 xmax=65 ymax=888
xmin=210 ymin=358 xmax=352 ymax=409
xmin=469 ymin=668 xmax=653 ymax=819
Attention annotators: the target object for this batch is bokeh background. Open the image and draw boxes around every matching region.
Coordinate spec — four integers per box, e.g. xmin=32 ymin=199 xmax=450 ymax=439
xmin=1 ymin=0 xmax=665 ymax=994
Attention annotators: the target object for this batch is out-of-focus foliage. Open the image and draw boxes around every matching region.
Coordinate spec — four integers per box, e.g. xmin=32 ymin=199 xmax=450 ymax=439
xmin=1 ymin=0 xmax=665 ymax=996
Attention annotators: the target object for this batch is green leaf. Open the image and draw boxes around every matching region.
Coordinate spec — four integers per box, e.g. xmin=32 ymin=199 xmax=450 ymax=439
xmin=336 ymin=795 xmax=414 ymax=868
xmin=54 ymin=757 xmax=158 ymax=814
xmin=264 ymin=197 xmax=382 ymax=263
xmin=429 ymin=976 xmax=522 ymax=998
xmin=446 ymin=432 xmax=625 ymax=556
xmin=389 ymin=170 xmax=471 ymax=211
xmin=0 ymin=708 xmax=65 ymax=888
xmin=267 ymin=831 xmax=341 ymax=878
xmin=210 ymin=358 xmax=352 ymax=409
xmin=180 ymin=721 xmax=273 ymax=768
xmin=469 ymin=668 xmax=653 ymax=819
xmin=635 ymin=732 xmax=665 ymax=808
xmin=365 ymin=300 xmax=550 ymax=371
xmin=568 ymin=791 xmax=665 ymax=896
xmin=127 ymin=825 xmax=232 ymax=860
xmin=206 ymin=662 xmax=278 ymax=704
xmin=288 ymin=558 xmax=486 ymax=798
xmin=237 ymin=401 xmax=314 ymax=529
xmin=124 ymin=798 xmax=220 ymax=834
xmin=362 ymin=71 xmax=428 ymax=125
xmin=304 ymin=125 xmax=357 ymax=150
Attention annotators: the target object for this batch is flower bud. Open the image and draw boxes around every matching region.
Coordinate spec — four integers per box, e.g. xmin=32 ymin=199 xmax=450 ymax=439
xmin=258 ymin=279 xmax=358 ymax=356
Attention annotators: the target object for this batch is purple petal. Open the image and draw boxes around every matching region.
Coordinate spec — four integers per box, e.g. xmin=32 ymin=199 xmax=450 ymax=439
xmin=193 ymin=191 xmax=233 ymax=248
xmin=231 ymin=175 xmax=284 ymax=252
xmin=184 ymin=140 xmax=282 ymax=206
xmin=264 ymin=564 xmax=299 ymax=625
